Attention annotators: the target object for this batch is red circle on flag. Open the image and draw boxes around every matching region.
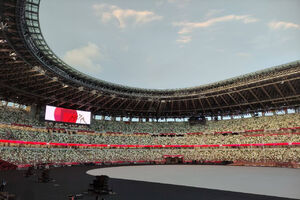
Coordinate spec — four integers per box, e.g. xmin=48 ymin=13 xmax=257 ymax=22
xmin=54 ymin=107 xmax=78 ymax=123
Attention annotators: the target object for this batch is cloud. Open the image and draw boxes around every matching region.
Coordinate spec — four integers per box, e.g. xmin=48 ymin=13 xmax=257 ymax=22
xmin=173 ymin=14 xmax=258 ymax=46
xmin=176 ymin=35 xmax=192 ymax=44
xmin=173 ymin=15 xmax=258 ymax=35
xmin=63 ymin=43 xmax=102 ymax=73
xmin=268 ymin=21 xmax=300 ymax=30
xmin=93 ymin=4 xmax=162 ymax=28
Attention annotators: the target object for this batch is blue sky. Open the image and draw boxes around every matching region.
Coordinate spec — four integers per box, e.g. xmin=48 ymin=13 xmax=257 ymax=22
xmin=40 ymin=0 xmax=300 ymax=89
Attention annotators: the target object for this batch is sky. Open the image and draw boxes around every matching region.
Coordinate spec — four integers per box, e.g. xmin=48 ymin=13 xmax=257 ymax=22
xmin=40 ymin=0 xmax=300 ymax=89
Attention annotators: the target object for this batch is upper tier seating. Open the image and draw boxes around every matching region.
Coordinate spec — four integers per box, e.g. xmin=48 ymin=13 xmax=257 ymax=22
xmin=1 ymin=105 xmax=299 ymax=134
xmin=92 ymin=113 xmax=300 ymax=133
xmin=0 ymin=124 xmax=299 ymax=146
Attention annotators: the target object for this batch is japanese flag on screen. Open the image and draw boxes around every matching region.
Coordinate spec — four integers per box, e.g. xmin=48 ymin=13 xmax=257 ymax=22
xmin=45 ymin=105 xmax=91 ymax=125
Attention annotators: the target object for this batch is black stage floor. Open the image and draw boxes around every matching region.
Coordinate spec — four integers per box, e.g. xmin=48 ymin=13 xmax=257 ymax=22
xmin=0 ymin=165 xmax=297 ymax=200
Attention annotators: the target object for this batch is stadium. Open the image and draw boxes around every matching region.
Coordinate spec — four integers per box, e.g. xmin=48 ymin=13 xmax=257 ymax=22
xmin=0 ymin=0 xmax=300 ymax=199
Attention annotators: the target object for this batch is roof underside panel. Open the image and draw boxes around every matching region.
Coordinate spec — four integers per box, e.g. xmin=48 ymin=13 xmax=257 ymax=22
xmin=0 ymin=0 xmax=299 ymax=118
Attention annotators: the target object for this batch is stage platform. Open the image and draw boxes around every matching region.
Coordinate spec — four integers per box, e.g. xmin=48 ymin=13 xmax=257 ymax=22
xmin=87 ymin=165 xmax=300 ymax=199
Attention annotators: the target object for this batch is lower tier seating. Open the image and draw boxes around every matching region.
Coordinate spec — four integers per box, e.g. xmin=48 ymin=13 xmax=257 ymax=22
xmin=0 ymin=147 xmax=299 ymax=165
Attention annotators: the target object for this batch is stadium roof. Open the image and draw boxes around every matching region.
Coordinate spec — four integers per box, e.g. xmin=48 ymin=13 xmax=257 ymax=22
xmin=0 ymin=0 xmax=299 ymax=118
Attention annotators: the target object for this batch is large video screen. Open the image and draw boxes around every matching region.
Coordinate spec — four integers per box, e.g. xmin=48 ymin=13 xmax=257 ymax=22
xmin=45 ymin=105 xmax=91 ymax=125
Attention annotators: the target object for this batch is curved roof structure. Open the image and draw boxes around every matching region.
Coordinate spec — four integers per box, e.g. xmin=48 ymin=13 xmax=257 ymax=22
xmin=0 ymin=0 xmax=300 ymax=118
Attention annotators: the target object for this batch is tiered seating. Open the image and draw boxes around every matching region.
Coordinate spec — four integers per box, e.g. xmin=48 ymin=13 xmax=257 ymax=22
xmin=0 ymin=147 xmax=299 ymax=166
xmin=0 ymin=123 xmax=299 ymax=146
xmin=0 ymin=106 xmax=41 ymax=126
xmin=92 ymin=113 xmax=300 ymax=133
xmin=0 ymin=105 xmax=299 ymax=167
